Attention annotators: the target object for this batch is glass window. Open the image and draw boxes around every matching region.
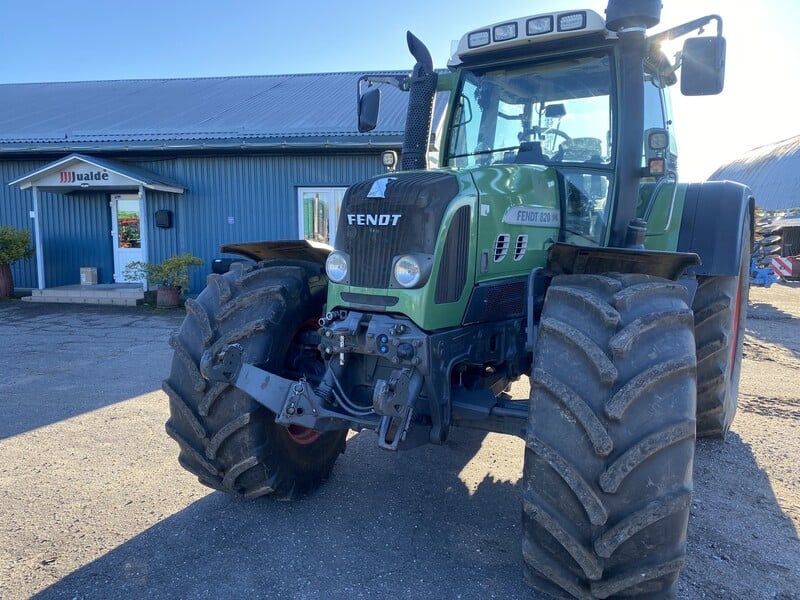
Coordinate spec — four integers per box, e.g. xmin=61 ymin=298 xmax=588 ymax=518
xmin=644 ymin=79 xmax=666 ymax=131
xmin=298 ymin=187 xmax=346 ymax=245
xmin=563 ymin=172 xmax=611 ymax=246
xmin=643 ymin=78 xmax=667 ymax=168
xmin=116 ymin=198 xmax=141 ymax=249
xmin=446 ymin=53 xmax=614 ymax=167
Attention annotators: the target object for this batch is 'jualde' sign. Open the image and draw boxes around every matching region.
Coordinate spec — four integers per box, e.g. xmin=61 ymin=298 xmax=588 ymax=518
xmin=59 ymin=170 xmax=110 ymax=184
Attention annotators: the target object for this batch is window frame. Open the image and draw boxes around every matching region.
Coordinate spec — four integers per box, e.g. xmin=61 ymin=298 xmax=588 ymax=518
xmin=297 ymin=186 xmax=348 ymax=246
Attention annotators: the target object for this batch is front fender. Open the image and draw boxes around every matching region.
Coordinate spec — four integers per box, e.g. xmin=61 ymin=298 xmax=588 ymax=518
xmin=220 ymin=239 xmax=331 ymax=266
xmin=677 ymin=181 xmax=755 ymax=277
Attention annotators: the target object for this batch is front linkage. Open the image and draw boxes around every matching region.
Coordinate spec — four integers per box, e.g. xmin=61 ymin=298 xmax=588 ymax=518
xmin=201 ymin=308 xmax=528 ymax=451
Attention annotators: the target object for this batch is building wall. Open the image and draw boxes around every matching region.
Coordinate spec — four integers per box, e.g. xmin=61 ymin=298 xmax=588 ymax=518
xmin=1 ymin=160 xmax=57 ymax=287
xmin=2 ymin=151 xmax=387 ymax=292
xmin=40 ymin=190 xmax=113 ymax=287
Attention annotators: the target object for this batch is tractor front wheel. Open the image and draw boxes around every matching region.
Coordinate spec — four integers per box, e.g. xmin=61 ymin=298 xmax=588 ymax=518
xmin=163 ymin=262 xmax=346 ymax=500
xmin=522 ymin=273 xmax=696 ymax=599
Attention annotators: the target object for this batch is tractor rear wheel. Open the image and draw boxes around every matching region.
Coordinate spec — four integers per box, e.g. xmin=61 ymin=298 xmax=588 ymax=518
xmin=522 ymin=273 xmax=696 ymax=599
xmin=163 ymin=262 xmax=346 ymax=500
xmin=692 ymin=222 xmax=750 ymax=438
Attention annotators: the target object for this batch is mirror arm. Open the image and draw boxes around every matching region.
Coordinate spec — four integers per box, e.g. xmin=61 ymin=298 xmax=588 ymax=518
xmin=357 ymin=74 xmax=411 ymax=99
xmin=648 ymin=14 xmax=723 ymax=47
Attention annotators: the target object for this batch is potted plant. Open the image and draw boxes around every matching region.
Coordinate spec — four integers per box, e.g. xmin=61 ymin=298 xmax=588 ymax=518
xmin=123 ymin=253 xmax=203 ymax=308
xmin=0 ymin=225 xmax=35 ymax=298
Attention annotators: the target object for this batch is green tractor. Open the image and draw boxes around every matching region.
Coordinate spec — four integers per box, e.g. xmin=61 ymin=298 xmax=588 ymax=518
xmin=164 ymin=2 xmax=752 ymax=598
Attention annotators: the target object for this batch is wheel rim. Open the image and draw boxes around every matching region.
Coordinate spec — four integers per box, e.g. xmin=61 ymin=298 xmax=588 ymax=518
xmin=729 ymin=274 xmax=743 ymax=369
xmin=729 ymin=229 xmax=750 ymax=382
xmin=282 ymin=317 xmax=325 ymax=446
xmin=286 ymin=424 xmax=322 ymax=445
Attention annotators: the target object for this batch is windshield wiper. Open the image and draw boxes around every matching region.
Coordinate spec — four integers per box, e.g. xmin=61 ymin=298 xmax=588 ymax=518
xmin=449 ymin=145 xmax=520 ymax=160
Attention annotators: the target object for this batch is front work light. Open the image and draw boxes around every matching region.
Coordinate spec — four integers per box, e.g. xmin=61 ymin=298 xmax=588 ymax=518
xmin=468 ymin=29 xmax=491 ymax=48
xmin=647 ymin=157 xmax=666 ymax=176
xmin=558 ymin=12 xmax=587 ymax=32
xmin=382 ymin=150 xmax=398 ymax=169
xmin=326 ymin=251 xmax=349 ymax=283
xmin=648 ymin=129 xmax=669 ymax=150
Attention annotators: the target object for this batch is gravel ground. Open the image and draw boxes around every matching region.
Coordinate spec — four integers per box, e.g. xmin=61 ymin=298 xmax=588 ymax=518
xmin=676 ymin=282 xmax=800 ymax=599
xmin=0 ymin=282 xmax=798 ymax=600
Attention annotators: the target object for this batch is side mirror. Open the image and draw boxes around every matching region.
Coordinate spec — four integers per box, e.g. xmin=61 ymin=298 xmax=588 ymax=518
xmin=358 ymin=87 xmax=381 ymax=133
xmin=681 ymin=36 xmax=726 ymax=96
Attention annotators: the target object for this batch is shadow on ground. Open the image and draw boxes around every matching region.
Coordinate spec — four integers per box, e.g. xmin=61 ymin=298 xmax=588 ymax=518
xmin=32 ymin=428 xmax=532 ymax=600
xmin=679 ymin=432 xmax=800 ymax=599
xmin=30 ymin=426 xmax=800 ymax=600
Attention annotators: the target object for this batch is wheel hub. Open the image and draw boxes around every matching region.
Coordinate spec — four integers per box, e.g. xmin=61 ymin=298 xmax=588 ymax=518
xmin=285 ymin=424 xmax=321 ymax=445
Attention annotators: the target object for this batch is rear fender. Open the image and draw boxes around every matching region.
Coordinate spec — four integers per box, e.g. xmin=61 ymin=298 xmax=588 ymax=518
xmin=677 ymin=181 xmax=755 ymax=276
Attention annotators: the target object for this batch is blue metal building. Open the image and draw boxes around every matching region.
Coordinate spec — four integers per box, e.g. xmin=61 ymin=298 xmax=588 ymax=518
xmin=0 ymin=72 xmax=411 ymax=293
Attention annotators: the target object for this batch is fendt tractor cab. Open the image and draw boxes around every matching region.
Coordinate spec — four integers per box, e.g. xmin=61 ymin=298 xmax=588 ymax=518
xmin=165 ymin=2 xmax=753 ymax=598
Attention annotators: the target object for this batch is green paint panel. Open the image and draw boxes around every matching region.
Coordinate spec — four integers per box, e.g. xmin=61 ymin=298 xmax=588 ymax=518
xmin=469 ymin=165 xmax=560 ymax=283
xmin=328 ymin=166 xmax=560 ymax=331
xmin=639 ymin=182 xmax=688 ymax=251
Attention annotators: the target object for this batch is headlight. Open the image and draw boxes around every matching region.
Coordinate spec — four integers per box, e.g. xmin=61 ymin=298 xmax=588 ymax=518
xmin=393 ymin=255 xmax=422 ymax=288
xmin=527 ymin=16 xmax=554 ymax=36
xmin=325 ymin=251 xmax=348 ymax=283
xmin=493 ymin=23 xmax=517 ymax=42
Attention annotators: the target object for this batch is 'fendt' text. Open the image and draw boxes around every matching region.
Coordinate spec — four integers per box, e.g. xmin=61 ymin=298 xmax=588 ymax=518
xmin=347 ymin=214 xmax=402 ymax=226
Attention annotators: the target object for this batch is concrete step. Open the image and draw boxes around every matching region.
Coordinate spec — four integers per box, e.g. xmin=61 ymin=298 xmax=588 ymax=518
xmin=23 ymin=284 xmax=145 ymax=306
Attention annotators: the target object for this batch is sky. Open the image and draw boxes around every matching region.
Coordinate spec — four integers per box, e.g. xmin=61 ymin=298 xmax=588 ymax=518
xmin=1 ymin=0 xmax=796 ymax=182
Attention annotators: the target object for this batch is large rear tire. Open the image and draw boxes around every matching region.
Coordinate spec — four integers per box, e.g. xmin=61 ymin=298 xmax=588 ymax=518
xmin=693 ymin=222 xmax=750 ymax=438
xmin=163 ymin=262 xmax=346 ymax=500
xmin=522 ymin=274 xmax=696 ymax=599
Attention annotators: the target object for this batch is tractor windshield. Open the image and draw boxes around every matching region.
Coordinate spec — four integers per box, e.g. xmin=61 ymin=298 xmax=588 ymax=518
xmin=445 ymin=53 xmax=613 ymax=167
xmin=445 ymin=52 xmax=615 ymax=246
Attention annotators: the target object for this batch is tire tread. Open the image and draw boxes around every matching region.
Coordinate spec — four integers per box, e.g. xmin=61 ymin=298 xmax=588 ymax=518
xmin=164 ymin=264 xmax=346 ymax=499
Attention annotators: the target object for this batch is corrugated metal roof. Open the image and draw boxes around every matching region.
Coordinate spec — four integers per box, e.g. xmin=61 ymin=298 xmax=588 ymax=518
xmin=710 ymin=135 xmax=800 ymax=210
xmin=0 ymin=72 xmax=413 ymax=153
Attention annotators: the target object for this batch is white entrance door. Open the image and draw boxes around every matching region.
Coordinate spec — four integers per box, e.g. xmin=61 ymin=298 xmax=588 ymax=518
xmin=111 ymin=194 xmax=145 ymax=283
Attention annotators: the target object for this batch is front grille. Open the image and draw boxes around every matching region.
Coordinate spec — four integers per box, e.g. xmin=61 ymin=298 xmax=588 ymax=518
xmin=340 ymin=292 xmax=399 ymax=307
xmin=436 ymin=205 xmax=471 ymax=304
xmin=463 ymin=277 xmax=527 ymax=325
xmin=338 ymin=172 xmax=460 ymax=288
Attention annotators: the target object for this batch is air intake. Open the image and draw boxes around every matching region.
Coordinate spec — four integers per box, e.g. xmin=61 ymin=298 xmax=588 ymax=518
xmin=494 ymin=234 xmax=510 ymax=262
xmin=514 ymin=235 xmax=528 ymax=261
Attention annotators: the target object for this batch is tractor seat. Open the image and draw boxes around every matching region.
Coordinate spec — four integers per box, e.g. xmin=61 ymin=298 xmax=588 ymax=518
xmin=514 ymin=141 xmax=545 ymax=164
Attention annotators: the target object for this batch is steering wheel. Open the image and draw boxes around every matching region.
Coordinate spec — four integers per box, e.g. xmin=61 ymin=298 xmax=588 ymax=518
xmin=538 ymin=128 xmax=571 ymax=153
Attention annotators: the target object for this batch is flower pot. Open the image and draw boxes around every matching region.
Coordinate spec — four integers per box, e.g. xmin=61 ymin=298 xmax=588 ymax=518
xmin=156 ymin=286 xmax=181 ymax=308
xmin=0 ymin=263 xmax=13 ymax=298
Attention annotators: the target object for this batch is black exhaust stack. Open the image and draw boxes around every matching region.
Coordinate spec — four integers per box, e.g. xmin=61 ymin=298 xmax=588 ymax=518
xmin=605 ymin=0 xmax=661 ymax=247
xmin=401 ymin=32 xmax=438 ymax=171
